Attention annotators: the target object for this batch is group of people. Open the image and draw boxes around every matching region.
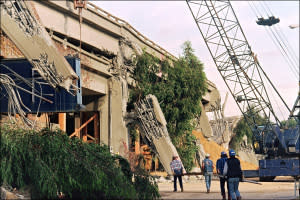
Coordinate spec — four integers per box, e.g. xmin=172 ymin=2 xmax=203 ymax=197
xmin=170 ymin=150 xmax=243 ymax=200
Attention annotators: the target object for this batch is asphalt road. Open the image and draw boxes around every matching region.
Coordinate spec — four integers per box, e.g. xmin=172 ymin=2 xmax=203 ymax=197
xmin=159 ymin=179 xmax=300 ymax=199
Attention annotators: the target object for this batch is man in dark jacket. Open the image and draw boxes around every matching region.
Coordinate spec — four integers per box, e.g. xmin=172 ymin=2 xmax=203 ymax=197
xmin=217 ymin=151 xmax=230 ymax=200
xmin=223 ymin=149 xmax=242 ymax=200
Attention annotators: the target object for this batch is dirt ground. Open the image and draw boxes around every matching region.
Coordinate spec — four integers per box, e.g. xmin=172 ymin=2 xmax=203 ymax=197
xmin=159 ymin=178 xmax=300 ymax=199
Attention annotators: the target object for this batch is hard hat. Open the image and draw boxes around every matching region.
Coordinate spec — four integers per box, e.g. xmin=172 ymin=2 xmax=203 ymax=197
xmin=205 ymin=153 xmax=210 ymax=157
xmin=221 ymin=151 xmax=227 ymax=156
xmin=229 ymin=149 xmax=236 ymax=156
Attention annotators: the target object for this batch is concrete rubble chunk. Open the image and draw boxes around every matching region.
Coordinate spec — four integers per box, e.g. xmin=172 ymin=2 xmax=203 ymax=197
xmin=0 ymin=0 xmax=78 ymax=92
xmin=135 ymin=94 xmax=185 ymax=175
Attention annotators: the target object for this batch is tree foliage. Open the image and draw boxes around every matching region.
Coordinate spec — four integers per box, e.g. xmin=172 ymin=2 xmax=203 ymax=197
xmin=281 ymin=118 xmax=297 ymax=128
xmin=130 ymin=41 xmax=207 ymax=171
xmin=0 ymin=125 xmax=160 ymax=199
xmin=231 ymin=106 xmax=268 ymax=151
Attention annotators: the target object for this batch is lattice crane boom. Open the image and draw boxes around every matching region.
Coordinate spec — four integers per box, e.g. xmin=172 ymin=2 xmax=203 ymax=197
xmin=186 ymin=0 xmax=290 ymax=130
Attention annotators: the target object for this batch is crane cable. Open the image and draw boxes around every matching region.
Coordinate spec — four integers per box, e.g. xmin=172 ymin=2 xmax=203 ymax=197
xmin=261 ymin=1 xmax=299 ymax=69
xmin=260 ymin=2 xmax=299 ymax=71
xmin=253 ymin=2 xmax=295 ymax=119
xmin=250 ymin=1 xmax=299 ymax=77
xmin=248 ymin=2 xmax=299 ymax=80
xmin=247 ymin=2 xmax=291 ymax=120
xmin=259 ymin=1 xmax=299 ymax=74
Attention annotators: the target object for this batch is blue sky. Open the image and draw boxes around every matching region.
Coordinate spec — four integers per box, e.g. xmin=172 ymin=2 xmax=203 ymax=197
xmin=93 ymin=1 xmax=299 ymax=119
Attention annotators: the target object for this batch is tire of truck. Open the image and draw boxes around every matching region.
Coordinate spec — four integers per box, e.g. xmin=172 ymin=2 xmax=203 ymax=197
xmin=259 ymin=176 xmax=276 ymax=182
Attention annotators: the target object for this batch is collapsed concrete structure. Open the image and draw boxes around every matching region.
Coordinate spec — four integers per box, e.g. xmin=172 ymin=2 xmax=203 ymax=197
xmin=0 ymin=0 xmax=224 ymax=167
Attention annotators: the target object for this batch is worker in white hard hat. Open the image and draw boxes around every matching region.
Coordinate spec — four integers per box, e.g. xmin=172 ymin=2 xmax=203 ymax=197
xmin=202 ymin=153 xmax=214 ymax=193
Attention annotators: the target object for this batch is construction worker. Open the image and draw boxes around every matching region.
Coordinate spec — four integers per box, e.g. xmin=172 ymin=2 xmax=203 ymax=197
xmin=170 ymin=155 xmax=184 ymax=192
xmin=223 ymin=149 xmax=242 ymax=200
xmin=202 ymin=153 xmax=214 ymax=193
xmin=217 ymin=151 xmax=230 ymax=200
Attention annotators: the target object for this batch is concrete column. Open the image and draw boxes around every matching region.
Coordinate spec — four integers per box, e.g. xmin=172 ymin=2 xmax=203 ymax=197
xmin=109 ymin=77 xmax=129 ymax=156
xmin=74 ymin=113 xmax=81 ymax=137
xmin=108 ymin=79 xmax=113 ymax=152
xmin=94 ymin=111 xmax=99 ymax=144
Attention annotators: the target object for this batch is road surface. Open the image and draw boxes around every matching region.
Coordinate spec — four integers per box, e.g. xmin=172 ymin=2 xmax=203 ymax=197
xmin=159 ymin=178 xmax=299 ymax=199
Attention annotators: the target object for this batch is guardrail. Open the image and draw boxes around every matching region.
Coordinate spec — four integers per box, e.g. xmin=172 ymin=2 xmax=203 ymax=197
xmin=86 ymin=2 xmax=177 ymax=60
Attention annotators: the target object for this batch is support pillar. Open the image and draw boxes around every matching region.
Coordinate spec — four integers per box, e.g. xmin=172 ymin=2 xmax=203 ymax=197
xmin=74 ymin=113 xmax=81 ymax=137
xmin=94 ymin=112 xmax=99 ymax=144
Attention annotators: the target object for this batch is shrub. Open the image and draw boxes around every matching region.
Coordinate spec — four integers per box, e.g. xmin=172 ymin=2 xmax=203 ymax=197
xmin=0 ymin=125 xmax=159 ymax=199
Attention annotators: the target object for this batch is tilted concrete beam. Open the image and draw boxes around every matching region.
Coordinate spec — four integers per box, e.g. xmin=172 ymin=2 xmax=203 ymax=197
xmin=0 ymin=1 xmax=78 ymax=91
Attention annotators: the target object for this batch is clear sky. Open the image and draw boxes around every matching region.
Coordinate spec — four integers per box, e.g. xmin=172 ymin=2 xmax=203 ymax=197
xmin=93 ymin=1 xmax=299 ymax=120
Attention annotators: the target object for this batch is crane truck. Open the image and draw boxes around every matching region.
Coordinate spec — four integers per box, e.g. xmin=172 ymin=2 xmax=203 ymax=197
xmin=186 ymin=0 xmax=299 ymax=181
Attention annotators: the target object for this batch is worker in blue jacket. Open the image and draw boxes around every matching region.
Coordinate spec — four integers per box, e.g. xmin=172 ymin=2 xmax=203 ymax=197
xmin=202 ymin=154 xmax=214 ymax=193
xmin=217 ymin=151 xmax=230 ymax=200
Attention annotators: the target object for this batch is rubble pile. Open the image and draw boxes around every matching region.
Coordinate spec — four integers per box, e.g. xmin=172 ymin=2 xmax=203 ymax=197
xmin=193 ymin=130 xmax=258 ymax=171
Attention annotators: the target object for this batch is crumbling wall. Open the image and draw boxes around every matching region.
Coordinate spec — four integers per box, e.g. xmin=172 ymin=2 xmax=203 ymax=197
xmin=0 ymin=31 xmax=24 ymax=58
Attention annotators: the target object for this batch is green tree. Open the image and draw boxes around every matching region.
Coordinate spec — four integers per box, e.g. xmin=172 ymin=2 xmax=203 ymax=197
xmin=231 ymin=106 xmax=268 ymax=151
xmin=130 ymin=41 xmax=207 ymax=171
xmin=0 ymin=126 xmax=160 ymax=199
xmin=281 ymin=118 xmax=297 ymax=128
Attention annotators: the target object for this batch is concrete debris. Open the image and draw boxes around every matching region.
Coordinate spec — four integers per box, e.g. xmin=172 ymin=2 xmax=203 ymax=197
xmin=135 ymin=94 xmax=184 ymax=175
xmin=0 ymin=185 xmax=31 ymax=199
xmin=195 ymin=102 xmax=213 ymax=137
xmin=0 ymin=0 xmax=78 ymax=92
xmin=1 ymin=1 xmax=41 ymax=37
xmin=110 ymin=38 xmax=142 ymax=78
xmin=31 ymin=53 xmax=64 ymax=88
xmin=210 ymin=116 xmax=241 ymax=149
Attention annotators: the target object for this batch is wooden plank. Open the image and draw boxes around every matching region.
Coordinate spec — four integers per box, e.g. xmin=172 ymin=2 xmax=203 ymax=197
xmin=82 ymin=113 xmax=87 ymax=142
xmin=69 ymin=113 xmax=96 ymax=137
xmin=87 ymin=134 xmax=95 ymax=141
xmin=58 ymin=113 xmax=66 ymax=132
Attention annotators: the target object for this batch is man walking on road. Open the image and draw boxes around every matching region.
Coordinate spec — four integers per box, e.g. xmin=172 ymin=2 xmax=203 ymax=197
xmin=223 ymin=149 xmax=242 ymax=200
xmin=217 ymin=151 xmax=230 ymax=200
xmin=202 ymin=154 xmax=214 ymax=193
xmin=170 ymin=155 xmax=184 ymax=192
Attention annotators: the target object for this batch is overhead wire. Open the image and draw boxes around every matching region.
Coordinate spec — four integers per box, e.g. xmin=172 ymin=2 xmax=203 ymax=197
xmin=247 ymin=1 xmax=293 ymax=120
xmin=259 ymin=1 xmax=299 ymax=75
xmin=248 ymin=1 xmax=298 ymax=80
xmin=275 ymin=24 xmax=299 ymax=64
xmin=262 ymin=1 xmax=273 ymax=16
xmin=262 ymin=1 xmax=299 ymax=71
